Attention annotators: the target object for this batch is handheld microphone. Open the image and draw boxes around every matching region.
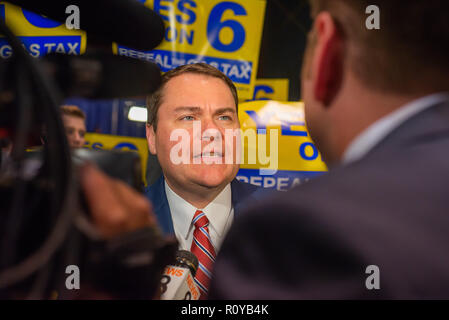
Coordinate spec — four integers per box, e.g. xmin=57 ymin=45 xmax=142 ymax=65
xmin=160 ymin=250 xmax=200 ymax=300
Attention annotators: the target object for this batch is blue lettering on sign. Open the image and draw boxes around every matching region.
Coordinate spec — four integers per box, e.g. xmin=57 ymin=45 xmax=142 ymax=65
xmin=0 ymin=36 xmax=82 ymax=58
xmin=207 ymin=2 xmax=246 ymax=52
xmin=164 ymin=27 xmax=194 ymax=45
xmin=177 ymin=0 xmax=196 ymax=25
xmin=245 ymin=110 xmax=308 ymax=137
xmin=22 ymin=8 xmax=62 ymax=28
xmin=253 ymin=85 xmax=273 ymax=100
xmin=91 ymin=142 xmax=104 ymax=149
xmin=165 ymin=27 xmax=176 ymax=42
xmin=281 ymin=121 xmax=307 ymax=137
xmin=299 ymin=142 xmax=319 ymax=161
xmin=153 ymin=0 xmax=174 ymax=22
xmin=154 ymin=0 xmax=197 ymax=26
xmin=237 ymin=168 xmax=326 ymax=191
xmin=114 ymin=142 xmax=138 ymax=150
xmin=245 ymin=110 xmax=272 ymax=134
xmin=116 ymin=47 xmax=252 ymax=84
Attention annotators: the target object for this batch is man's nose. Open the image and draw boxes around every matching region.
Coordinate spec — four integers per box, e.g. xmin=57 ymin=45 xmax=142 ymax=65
xmin=201 ymin=118 xmax=221 ymax=141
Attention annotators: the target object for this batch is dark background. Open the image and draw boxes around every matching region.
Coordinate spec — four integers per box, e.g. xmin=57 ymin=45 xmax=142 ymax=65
xmin=257 ymin=0 xmax=312 ymax=101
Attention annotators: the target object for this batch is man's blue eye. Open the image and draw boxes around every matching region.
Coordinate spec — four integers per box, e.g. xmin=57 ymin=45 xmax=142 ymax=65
xmin=181 ymin=116 xmax=195 ymax=121
xmin=219 ymin=115 xmax=232 ymax=121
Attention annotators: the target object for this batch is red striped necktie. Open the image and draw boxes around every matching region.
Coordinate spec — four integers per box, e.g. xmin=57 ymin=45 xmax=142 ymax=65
xmin=190 ymin=210 xmax=216 ymax=299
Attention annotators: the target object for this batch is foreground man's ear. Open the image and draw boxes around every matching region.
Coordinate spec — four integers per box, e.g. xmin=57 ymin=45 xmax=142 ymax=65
xmin=312 ymin=12 xmax=345 ymax=106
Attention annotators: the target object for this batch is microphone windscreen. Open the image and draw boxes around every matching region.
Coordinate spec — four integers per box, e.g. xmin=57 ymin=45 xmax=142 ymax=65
xmin=175 ymin=250 xmax=199 ymax=277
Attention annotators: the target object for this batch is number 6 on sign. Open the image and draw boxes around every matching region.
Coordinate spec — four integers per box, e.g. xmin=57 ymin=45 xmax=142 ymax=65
xmin=207 ymin=2 xmax=247 ymax=52
xmin=114 ymin=0 xmax=266 ymax=101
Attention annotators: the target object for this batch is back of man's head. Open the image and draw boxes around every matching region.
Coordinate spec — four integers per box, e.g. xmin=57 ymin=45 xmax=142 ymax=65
xmin=310 ymin=0 xmax=449 ymax=94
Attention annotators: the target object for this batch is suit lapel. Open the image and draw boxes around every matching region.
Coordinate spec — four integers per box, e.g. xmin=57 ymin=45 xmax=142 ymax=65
xmin=147 ymin=177 xmax=259 ymax=233
xmin=231 ymin=178 xmax=258 ymax=218
xmin=145 ymin=176 xmax=175 ymax=236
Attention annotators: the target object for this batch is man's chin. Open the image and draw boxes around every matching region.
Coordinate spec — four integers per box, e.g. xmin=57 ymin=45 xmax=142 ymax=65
xmin=189 ymin=168 xmax=234 ymax=189
xmin=192 ymin=177 xmax=227 ymax=189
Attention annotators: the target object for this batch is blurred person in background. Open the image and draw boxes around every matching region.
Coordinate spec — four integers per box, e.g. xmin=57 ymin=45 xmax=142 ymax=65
xmin=60 ymin=105 xmax=86 ymax=149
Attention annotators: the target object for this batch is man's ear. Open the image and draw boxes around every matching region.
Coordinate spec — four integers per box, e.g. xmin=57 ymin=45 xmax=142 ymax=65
xmin=146 ymin=124 xmax=157 ymax=155
xmin=312 ymin=12 xmax=344 ymax=106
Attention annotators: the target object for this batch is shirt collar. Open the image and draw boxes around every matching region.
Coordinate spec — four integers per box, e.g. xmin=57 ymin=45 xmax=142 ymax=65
xmin=342 ymin=92 xmax=449 ymax=165
xmin=164 ymin=181 xmax=233 ymax=240
xmin=202 ymin=184 xmax=233 ymax=238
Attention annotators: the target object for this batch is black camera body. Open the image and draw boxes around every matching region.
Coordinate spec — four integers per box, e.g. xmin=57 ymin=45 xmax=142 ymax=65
xmin=0 ymin=148 xmax=176 ymax=299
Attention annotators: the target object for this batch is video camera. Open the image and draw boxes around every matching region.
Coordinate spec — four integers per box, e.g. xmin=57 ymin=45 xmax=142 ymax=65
xmin=0 ymin=1 xmax=176 ymax=299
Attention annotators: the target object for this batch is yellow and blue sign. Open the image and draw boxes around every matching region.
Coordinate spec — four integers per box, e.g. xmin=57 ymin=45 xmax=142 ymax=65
xmin=248 ymin=78 xmax=289 ymax=101
xmin=113 ymin=0 xmax=266 ymax=101
xmin=0 ymin=2 xmax=86 ymax=58
xmin=84 ymin=133 xmax=149 ymax=184
xmin=237 ymin=100 xmax=328 ymax=191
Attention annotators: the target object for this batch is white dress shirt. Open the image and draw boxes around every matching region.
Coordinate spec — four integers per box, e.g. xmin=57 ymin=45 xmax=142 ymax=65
xmin=165 ymin=181 xmax=234 ymax=253
xmin=342 ymin=93 xmax=449 ymax=165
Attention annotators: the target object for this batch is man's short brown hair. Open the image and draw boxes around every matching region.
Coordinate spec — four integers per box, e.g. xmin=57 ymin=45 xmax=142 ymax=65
xmin=146 ymin=63 xmax=238 ymax=130
xmin=309 ymin=0 xmax=449 ymax=94
xmin=60 ymin=105 xmax=86 ymax=120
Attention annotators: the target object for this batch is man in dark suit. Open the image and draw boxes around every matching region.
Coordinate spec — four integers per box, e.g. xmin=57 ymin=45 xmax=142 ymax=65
xmin=209 ymin=0 xmax=449 ymax=299
xmin=146 ymin=174 xmax=260 ymax=237
xmin=144 ymin=63 xmax=263 ymax=298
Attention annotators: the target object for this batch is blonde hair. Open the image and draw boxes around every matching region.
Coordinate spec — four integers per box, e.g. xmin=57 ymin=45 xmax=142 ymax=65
xmin=60 ymin=105 xmax=86 ymax=120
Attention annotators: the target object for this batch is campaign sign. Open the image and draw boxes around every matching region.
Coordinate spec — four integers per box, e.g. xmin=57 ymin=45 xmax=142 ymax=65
xmin=237 ymin=100 xmax=328 ymax=191
xmin=247 ymin=78 xmax=289 ymax=102
xmin=84 ymin=133 xmax=149 ymax=184
xmin=113 ymin=0 xmax=266 ymax=101
xmin=0 ymin=2 xmax=86 ymax=58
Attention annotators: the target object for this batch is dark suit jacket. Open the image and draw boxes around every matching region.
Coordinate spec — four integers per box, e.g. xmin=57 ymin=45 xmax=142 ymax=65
xmin=209 ymin=99 xmax=449 ymax=299
xmin=144 ymin=176 xmax=263 ymax=236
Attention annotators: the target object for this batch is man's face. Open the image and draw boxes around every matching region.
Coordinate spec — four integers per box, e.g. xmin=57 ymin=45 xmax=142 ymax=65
xmin=62 ymin=115 xmax=86 ymax=148
xmin=147 ymin=73 xmax=240 ymax=192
